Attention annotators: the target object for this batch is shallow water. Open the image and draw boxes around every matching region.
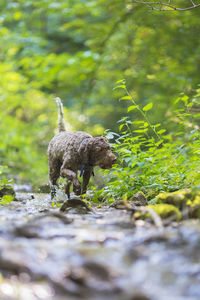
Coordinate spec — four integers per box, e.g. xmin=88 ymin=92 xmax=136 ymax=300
xmin=0 ymin=192 xmax=200 ymax=300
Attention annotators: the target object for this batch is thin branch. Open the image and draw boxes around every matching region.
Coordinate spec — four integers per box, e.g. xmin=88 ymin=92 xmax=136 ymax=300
xmin=190 ymin=0 xmax=196 ymax=6
xmin=132 ymin=0 xmax=200 ymax=11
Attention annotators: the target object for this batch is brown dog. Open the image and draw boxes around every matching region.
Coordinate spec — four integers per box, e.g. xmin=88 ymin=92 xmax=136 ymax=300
xmin=48 ymin=98 xmax=116 ymax=199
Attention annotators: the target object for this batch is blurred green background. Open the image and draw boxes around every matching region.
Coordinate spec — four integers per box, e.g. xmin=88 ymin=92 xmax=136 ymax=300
xmin=0 ymin=0 xmax=199 ymax=186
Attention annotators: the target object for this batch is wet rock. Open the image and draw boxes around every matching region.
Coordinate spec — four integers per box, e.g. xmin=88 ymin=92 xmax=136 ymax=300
xmin=1 ymin=192 xmax=200 ymax=300
xmin=109 ymin=200 xmax=128 ymax=209
xmin=126 ymin=247 xmax=147 ymax=261
xmin=155 ymin=189 xmax=190 ymax=209
xmin=129 ymin=291 xmax=152 ymax=300
xmin=39 ymin=208 xmax=50 ymax=213
xmin=130 ymin=192 xmax=148 ymax=206
xmin=65 ymin=260 xmax=121 ymax=296
xmin=156 ymin=188 xmax=200 ymax=219
xmin=82 ymin=261 xmax=111 ymax=281
xmin=15 ymin=193 xmax=35 ymax=202
xmin=60 ymin=198 xmax=93 ymax=214
xmin=134 ymin=203 xmax=181 ymax=222
xmin=15 ymin=213 xmax=72 ymax=238
xmin=149 ymin=203 xmax=181 ymax=221
xmin=110 ymin=193 xmax=147 ymax=210
xmin=13 ymin=184 xmax=32 ymax=193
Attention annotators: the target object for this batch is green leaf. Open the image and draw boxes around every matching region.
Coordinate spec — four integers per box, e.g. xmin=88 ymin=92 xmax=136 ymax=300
xmin=157 ymin=129 xmax=166 ymax=134
xmin=134 ymin=129 xmax=148 ymax=133
xmin=119 ymin=124 xmax=124 ymax=131
xmin=181 ymin=95 xmax=189 ymax=104
xmin=174 ymin=97 xmax=181 ymax=104
xmin=0 ymin=195 xmax=14 ymax=205
xmin=120 ymin=96 xmax=132 ymax=100
xmin=155 ymin=140 xmax=163 ymax=146
xmin=127 ymin=105 xmax=138 ymax=112
xmin=116 ymin=79 xmax=126 ymax=84
xmin=143 ymin=102 xmax=153 ymax=112
xmin=134 ymin=121 xmax=145 ymax=124
xmin=187 ymin=102 xmax=193 ymax=107
xmin=113 ymin=85 xmax=126 ymax=90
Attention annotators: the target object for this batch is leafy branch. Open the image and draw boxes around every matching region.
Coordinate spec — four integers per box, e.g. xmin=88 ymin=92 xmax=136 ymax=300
xmin=114 ymin=79 xmax=161 ymax=140
xmin=131 ymin=0 xmax=200 ymax=11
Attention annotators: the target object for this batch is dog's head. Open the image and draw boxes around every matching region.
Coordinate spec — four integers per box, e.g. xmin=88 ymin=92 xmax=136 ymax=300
xmin=78 ymin=137 xmax=116 ymax=169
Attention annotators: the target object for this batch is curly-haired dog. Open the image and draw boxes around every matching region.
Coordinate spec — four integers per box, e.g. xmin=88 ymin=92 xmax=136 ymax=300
xmin=48 ymin=98 xmax=116 ymax=199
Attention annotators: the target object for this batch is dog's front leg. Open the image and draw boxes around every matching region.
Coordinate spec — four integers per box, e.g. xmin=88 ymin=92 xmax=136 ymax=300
xmin=61 ymin=168 xmax=81 ymax=198
xmin=82 ymin=167 xmax=93 ymax=194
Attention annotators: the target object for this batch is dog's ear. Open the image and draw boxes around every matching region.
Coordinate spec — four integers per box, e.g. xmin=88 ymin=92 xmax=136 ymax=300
xmin=78 ymin=139 xmax=93 ymax=164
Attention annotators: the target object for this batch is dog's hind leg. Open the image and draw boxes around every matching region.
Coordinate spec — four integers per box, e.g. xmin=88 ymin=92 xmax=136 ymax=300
xmin=49 ymin=159 xmax=61 ymax=200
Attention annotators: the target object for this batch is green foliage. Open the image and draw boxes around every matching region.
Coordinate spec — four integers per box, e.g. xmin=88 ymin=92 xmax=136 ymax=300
xmin=0 ymin=166 xmax=15 ymax=205
xmin=0 ymin=166 xmax=12 ymax=186
xmin=1 ymin=0 xmax=200 ymax=131
xmin=93 ymin=81 xmax=200 ymax=202
xmin=0 ymin=0 xmax=200 ymax=186
xmin=0 ymin=195 xmax=14 ymax=205
xmin=0 ymin=87 xmax=56 ymax=184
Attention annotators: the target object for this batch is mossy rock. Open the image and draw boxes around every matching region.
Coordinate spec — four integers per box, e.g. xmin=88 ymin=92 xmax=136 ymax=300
xmin=149 ymin=204 xmax=182 ymax=221
xmin=186 ymin=194 xmax=200 ymax=218
xmin=0 ymin=185 xmax=15 ymax=198
xmin=0 ymin=185 xmax=15 ymax=205
xmin=155 ymin=188 xmax=200 ymax=219
xmin=131 ymin=192 xmax=148 ymax=206
xmin=135 ymin=203 xmax=182 ymax=221
xmin=155 ymin=189 xmax=191 ymax=209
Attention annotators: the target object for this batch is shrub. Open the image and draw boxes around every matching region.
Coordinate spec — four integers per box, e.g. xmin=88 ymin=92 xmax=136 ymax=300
xmin=0 ymin=166 xmax=15 ymax=205
xmin=93 ymin=80 xmax=200 ymax=203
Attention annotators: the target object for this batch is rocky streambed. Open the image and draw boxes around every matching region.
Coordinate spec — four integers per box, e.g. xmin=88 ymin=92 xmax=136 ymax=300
xmin=0 ymin=192 xmax=200 ymax=300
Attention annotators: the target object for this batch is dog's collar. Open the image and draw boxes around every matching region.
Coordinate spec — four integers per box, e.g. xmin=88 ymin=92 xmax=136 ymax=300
xmin=80 ymin=164 xmax=86 ymax=177
xmin=80 ymin=164 xmax=94 ymax=177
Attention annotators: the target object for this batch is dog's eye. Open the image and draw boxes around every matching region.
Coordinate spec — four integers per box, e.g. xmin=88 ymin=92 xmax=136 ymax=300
xmin=104 ymin=145 xmax=110 ymax=151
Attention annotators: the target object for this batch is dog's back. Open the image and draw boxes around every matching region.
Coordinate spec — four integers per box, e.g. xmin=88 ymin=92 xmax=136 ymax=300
xmin=48 ymin=131 xmax=91 ymax=163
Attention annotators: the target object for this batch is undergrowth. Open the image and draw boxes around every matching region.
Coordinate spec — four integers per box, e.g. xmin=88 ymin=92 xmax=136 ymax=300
xmin=93 ymin=80 xmax=200 ymax=203
xmin=0 ymin=166 xmax=15 ymax=205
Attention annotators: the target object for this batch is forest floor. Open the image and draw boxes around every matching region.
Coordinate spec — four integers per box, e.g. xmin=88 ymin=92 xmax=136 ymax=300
xmin=0 ymin=191 xmax=200 ymax=300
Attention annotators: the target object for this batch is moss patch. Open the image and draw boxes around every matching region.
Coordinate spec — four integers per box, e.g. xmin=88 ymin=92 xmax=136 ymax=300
xmin=155 ymin=190 xmax=190 ymax=209
xmin=135 ymin=203 xmax=182 ymax=221
xmin=155 ymin=188 xmax=200 ymax=219
xmin=149 ymin=204 xmax=182 ymax=221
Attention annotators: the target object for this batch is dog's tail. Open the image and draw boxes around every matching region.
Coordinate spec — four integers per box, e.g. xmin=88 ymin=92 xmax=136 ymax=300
xmin=54 ymin=97 xmax=66 ymax=132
